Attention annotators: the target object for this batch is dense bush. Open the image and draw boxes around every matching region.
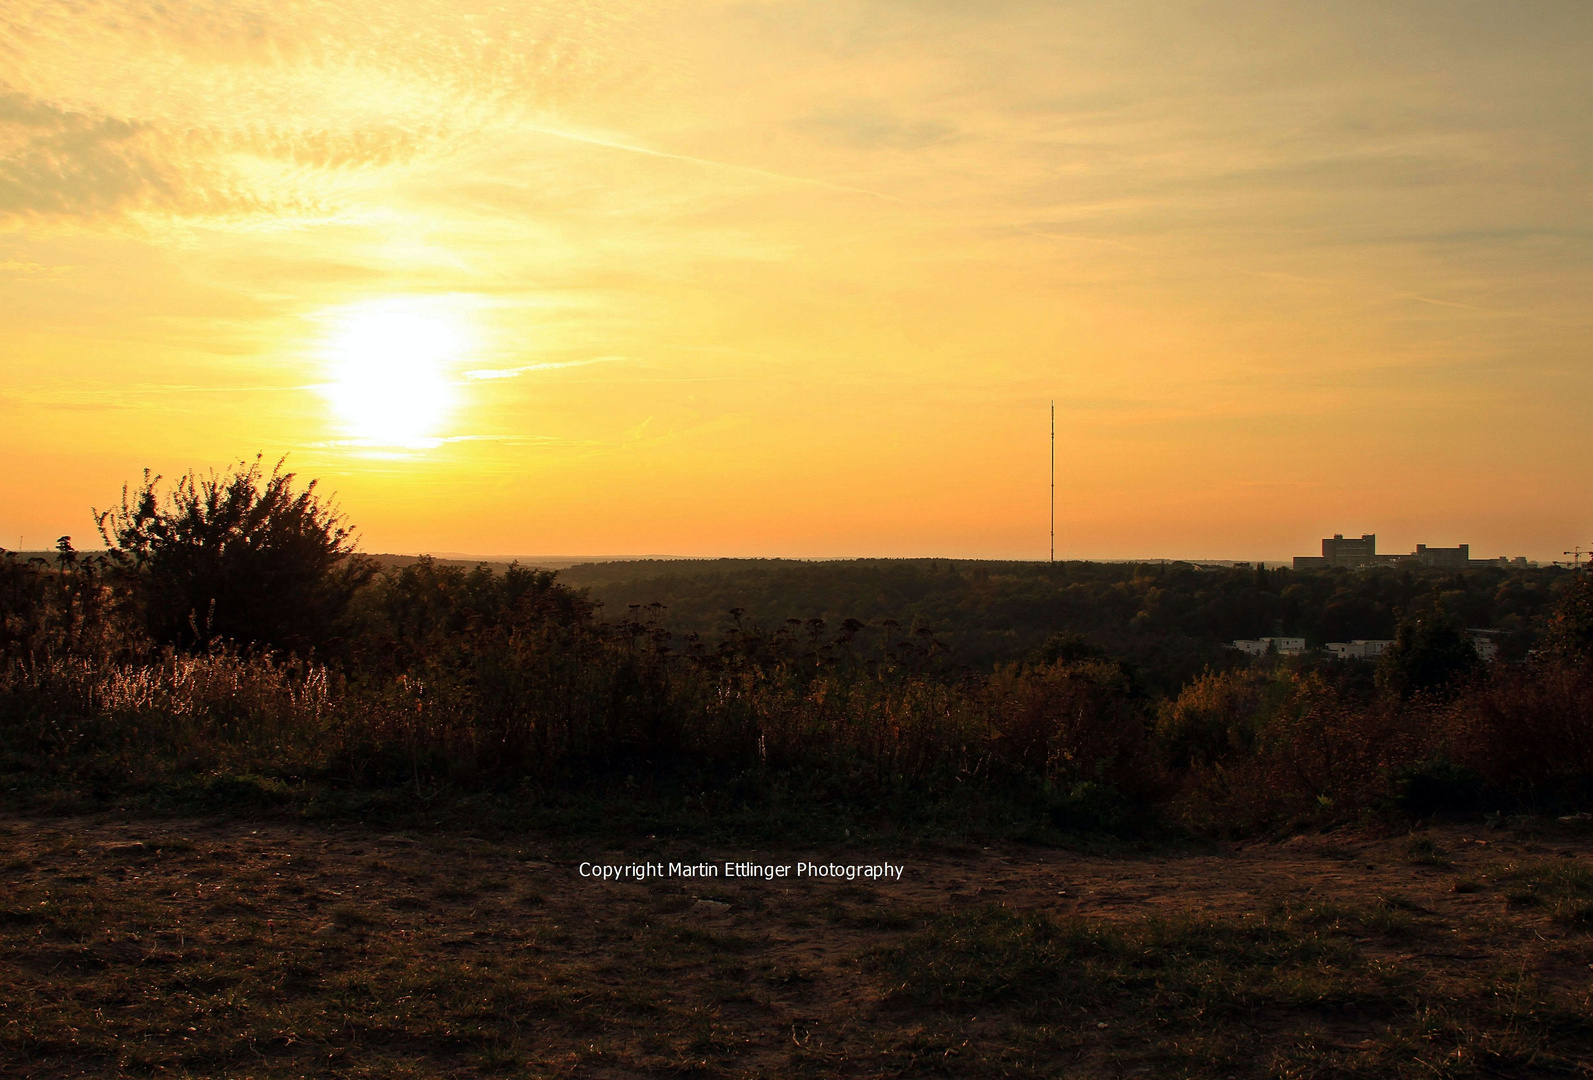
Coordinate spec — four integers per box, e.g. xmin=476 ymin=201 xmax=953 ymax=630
xmin=1154 ymin=667 xmax=1271 ymax=770
xmin=1447 ymin=662 xmax=1593 ymax=808
xmin=1374 ymin=614 xmax=1482 ymax=701
xmin=1540 ymin=571 xmax=1593 ymax=668
xmin=96 ymin=457 xmax=374 ymax=654
xmin=1167 ymin=675 xmax=1431 ymax=834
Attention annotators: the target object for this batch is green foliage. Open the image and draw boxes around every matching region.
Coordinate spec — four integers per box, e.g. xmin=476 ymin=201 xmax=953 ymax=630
xmin=0 ymin=538 xmax=122 ymax=660
xmin=1403 ymin=835 xmax=1451 ymax=866
xmin=1489 ymin=858 xmax=1593 ymax=925
xmin=560 ymin=557 xmax=1566 ymax=691
xmin=95 ymin=457 xmax=373 ymax=653
xmin=1449 ymin=661 xmax=1593 ymax=809
xmin=865 ymin=904 xmax=1353 ymax=1014
xmin=350 ymin=556 xmax=591 ymax=671
xmin=1541 ymin=570 xmax=1593 ymax=670
xmin=1031 ymin=629 xmax=1108 ymax=665
xmin=985 ymin=657 xmax=1146 ymax=785
xmin=1154 ymin=667 xmax=1269 ymax=768
xmin=1391 ymin=759 xmax=1488 ymax=816
xmin=1376 ymin=614 xmax=1482 ymax=701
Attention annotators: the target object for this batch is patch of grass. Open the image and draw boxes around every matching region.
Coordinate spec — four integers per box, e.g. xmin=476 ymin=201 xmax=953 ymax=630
xmin=1268 ymin=896 xmax=1426 ymax=939
xmin=1270 ymin=897 xmax=1356 ymax=927
xmin=1269 ymin=999 xmax=1587 ymax=1080
xmin=330 ymin=904 xmax=377 ymax=928
xmin=431 ymin=882 xmax=480 ymax=902
xmin=1404 ymin=835 xmax=1452 ymax=866
xmin=864 ymin=904 xmax=1369 ymax=1016
xmin=864 ymin=903 xmax=1593 ymax=1078
xmin=1362 ymin=896 xmax=1421 ymax=937
xmin=9 ymin=813 xmax=1593 ymax=1080
xmin=761 ymin=961 xmax=816 ymax=986
xmin=650 ymin=893 xmax=692 ymax=915
xmin=1489 ymin=857 xmax=1593 ymax=925
xmin=835 ymin=905 xmax=917 ymax=931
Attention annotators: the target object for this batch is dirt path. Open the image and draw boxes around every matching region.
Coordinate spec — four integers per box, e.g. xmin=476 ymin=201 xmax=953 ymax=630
xmin=4 ymin=814 xmax=1591 ymax=1077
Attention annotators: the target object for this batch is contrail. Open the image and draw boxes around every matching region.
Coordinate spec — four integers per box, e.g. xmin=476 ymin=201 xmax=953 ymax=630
xmin=1399 ymin=293 xmax=1488 ymax=312
xmin=521 ymin=123 xmax=902 ymax=204
xmin=1015 ymin=225 xmax=1141 ymax=252
xmin=1396 ymin=292 xmax=1584 ymax=327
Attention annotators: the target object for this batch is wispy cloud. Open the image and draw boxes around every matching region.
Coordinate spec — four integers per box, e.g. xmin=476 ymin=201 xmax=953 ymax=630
xmin=0 ymin=90 xmax=201 ymax=219
xmin=463 ymin=357 xmax=623 ymax=381
xmin=793 ymin=102 xmax=958 ymax=151
xmin=0 ymin=258 xmax=70 ymax=276
xmin=519 ymin=124 xmax=902 ymax=203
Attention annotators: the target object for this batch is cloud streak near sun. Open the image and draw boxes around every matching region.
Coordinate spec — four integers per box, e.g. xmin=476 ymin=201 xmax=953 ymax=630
xmin=464 ymin=357 xmax=623 ymax=381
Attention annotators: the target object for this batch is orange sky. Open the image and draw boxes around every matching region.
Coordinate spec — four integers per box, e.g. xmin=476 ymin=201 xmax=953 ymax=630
xmin=2 ymin=2 xmax=1589 ymax=561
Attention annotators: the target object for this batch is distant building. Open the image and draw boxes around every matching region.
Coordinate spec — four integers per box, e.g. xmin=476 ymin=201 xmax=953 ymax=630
xmin=1469 ymin=630 xmax=1501 ymax=661
xmin=1231 ymin=636 xmax=1306 ymax=656
xmin=1293 ymin=533 xmax=1376 ymax=570
xmin=1471 ymin=556 xmax=1534 ymax=569
xmin=1413 ymin=543 xmax=1469 ymax=567
xmin=1325 ymin=639 xmax=1393 ymax=660
xmin=1293 ymin=533 xmax=1534 ymax=570
xmin=1324 ymin=533 xmax=1376 ymax=566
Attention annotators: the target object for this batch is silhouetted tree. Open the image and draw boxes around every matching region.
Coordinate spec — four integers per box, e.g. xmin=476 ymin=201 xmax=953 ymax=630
xmin=1376 ymin=613 xmax=1481 ymax=701
xmin=1033 ymin=630 xmax=1108 ymax=666
xmin=96 ymin=456 xmax=374 ymax=654
xmin=1541 ymin=571 xmax=1593 ymax=671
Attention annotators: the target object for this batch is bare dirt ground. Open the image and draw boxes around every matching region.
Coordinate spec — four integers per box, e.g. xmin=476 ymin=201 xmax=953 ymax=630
xmin=4 ymin=813 xmax=1592 ymax=1078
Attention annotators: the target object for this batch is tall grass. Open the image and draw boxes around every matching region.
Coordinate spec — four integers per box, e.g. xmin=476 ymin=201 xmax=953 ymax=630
xmin=0 ymin=620 xmax=1157 ymax=826
xmin=1 ymin=649 xmax=337 ymax=788
xmin=4 ymin=547 xmax=1593 ymax=834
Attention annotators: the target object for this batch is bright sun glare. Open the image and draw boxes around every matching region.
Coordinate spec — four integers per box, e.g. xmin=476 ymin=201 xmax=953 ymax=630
xmin=322 ymin=302 xmax=464 ymax=446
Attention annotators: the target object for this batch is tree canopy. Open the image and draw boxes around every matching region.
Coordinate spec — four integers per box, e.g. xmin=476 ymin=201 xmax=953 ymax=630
xmin=96 ymin=457 xmax=373 ymax=653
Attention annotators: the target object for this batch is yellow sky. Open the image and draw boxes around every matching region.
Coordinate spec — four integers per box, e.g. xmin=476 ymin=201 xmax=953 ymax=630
xmin=2 ymin=1 xmax=1589 ymax=560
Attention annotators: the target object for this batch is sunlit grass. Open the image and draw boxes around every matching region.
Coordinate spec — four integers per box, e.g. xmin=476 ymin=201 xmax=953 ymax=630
xmin=1489 ymin=857 xmax=1593 ymax=924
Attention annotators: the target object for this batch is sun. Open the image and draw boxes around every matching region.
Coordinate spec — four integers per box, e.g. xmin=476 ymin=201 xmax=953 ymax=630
xmin=321 ymin=301 xmax=466 ymax=446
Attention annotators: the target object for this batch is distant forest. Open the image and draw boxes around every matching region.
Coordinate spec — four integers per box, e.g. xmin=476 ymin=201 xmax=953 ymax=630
xmin=558 ymin=558 xmax=1568 ymax=693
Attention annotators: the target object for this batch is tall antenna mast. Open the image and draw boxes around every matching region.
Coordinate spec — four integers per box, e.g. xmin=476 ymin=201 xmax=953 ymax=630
xmin=1049 ymin=400 xmax=1055 ymax=564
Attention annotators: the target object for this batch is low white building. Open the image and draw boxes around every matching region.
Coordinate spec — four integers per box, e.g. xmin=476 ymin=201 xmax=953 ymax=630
xmin=1325 ymin=639 xmax=1394 ymax=660
xmin=1469 ymin=631 xmax=1500 ymax=661
xmin=1231 ymin=636 xmax=1306 ymax=656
